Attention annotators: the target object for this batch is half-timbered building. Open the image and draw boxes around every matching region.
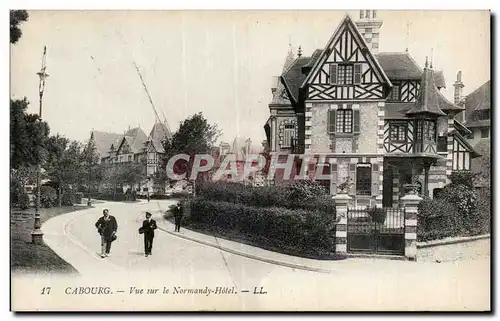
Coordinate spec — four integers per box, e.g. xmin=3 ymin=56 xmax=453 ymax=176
xmin=264 ymin=10 xmax=481 ymax=207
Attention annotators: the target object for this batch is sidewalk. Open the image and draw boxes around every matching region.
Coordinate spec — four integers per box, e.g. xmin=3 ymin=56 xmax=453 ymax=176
xmin=154 ymin=217 xmax=426 ymax=274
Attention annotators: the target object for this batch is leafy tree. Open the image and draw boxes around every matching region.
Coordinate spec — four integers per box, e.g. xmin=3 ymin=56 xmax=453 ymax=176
xmin=10 ymin=98 xmax=50 ymax=168
xmin=160 ymin=112 xmax=221 ymax=183
xmin=119 ymin=159 xmax=147 ymax=195
xmin=45 ymin=137 xmax=85 ymax=206
xmin=10 ymin=10 xmax=29 ymax=44
xmin=81 ymin=138 xmax=101 ymax=201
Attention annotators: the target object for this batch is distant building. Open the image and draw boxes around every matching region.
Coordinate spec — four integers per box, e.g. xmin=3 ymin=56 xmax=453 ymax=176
xmin=454 ymin=74 xmax=490 ymax=187
xmin=88 ymin=121 xmax=171 ymax=194
xmin=213 ymin=137 xmax=265 ymax=183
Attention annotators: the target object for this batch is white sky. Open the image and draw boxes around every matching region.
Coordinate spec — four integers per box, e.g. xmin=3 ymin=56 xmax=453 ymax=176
xmin=10 ymin=10 xmax=490 ymax=145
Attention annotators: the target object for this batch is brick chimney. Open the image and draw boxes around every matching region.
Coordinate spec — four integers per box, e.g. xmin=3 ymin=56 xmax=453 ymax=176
xmin=355 ymin=10 xmax=383 ymax=53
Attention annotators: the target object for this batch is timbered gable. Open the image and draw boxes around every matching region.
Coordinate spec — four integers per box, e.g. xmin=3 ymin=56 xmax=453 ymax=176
xmin=451 ymin=133 xmax=478 ymax=171
xmin=303 ymin=15 xmax=391 ymax=101
xmin=146 ymin=141 xmax=156 ymax=153
xmin=383 ymin=120 xmax=414 ymax=153
xmin=117 ymin=137 xmax=131 ymax=155
xmin=400 ymin=81 xmax=420 ymax=102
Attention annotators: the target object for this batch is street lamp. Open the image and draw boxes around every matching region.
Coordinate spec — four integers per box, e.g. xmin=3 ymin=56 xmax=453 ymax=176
xmin=32 ymin=46 xmax=48 ymax=245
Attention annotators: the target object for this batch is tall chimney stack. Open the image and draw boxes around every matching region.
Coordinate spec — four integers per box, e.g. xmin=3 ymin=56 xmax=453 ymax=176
xmin=245 ymin=138 xmax=252 ymax=156
xmin=453 ymin=71 xmax=466 ymax=123
xmin=453 ymin=71 xmax=464 ymax=105
xmin=355 ymin=10 xmax=383 ymax=53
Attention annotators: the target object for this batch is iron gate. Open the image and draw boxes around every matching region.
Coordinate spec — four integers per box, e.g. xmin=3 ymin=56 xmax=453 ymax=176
xmin=347 ymin=207 xmax=405 ymax=255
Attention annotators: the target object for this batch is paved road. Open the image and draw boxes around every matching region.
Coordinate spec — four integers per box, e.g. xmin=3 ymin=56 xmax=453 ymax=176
xmin=13 ymin=200 xmax=489 ymax=311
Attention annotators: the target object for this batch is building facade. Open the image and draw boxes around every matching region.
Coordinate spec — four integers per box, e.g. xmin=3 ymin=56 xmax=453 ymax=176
xmin=454 ymin=74 xmax=491 ymax=186
xmin=264 ymin=11 xmax=480 ymax=207
xmin=88 ymin=121 xmax=171 ymax=194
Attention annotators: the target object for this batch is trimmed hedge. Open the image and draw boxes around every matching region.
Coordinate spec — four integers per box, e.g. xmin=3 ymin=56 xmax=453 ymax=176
xmin=417 ymin=197 xmax=465 ymax=241
xmin=95 ymin=193 xmax=126 ymax=201
xmin=189 ymin=198 xmax=337 ymax=255
xmin=196 ymin=180 xmax=335 ymax=213
xmin=471 ymin=187 xmax=491 ymax=236
xmin=418 ymin=183 xmax=491 ymax=241
xmin=61 ymin=193 xmax=76 ymax=206
xmin=35 ymin=186 xmax=57 ymax=208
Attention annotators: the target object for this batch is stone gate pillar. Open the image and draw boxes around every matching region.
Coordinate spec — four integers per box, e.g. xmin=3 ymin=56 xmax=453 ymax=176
xmin=400 ymin=189 xmax=422 ymax=261
xmin=333 ymin=193 xmax=352 ymax=254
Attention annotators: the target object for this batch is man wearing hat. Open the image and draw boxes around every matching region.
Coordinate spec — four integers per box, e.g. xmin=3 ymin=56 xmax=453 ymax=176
xmin=139 ymin=212 xmax=157 ymax=257
xmin=95 ymin=209 xmax=118 ymax=258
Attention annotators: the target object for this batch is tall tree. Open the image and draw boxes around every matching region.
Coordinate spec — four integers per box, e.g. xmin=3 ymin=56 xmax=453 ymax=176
xmin=82 ymin=138 xmax=101 ymax=201
xmin=10 ymin=10 xmax=29 ymax=44
xmin=161 ymin=112 xmax=221 ymax=182
xmin=119 ymin=160 xmax=147 ymax=199
xmin=45 ymin=137 xmax=85 ymax=206
xmin=10 ymin=98 xmax=50 ymax=169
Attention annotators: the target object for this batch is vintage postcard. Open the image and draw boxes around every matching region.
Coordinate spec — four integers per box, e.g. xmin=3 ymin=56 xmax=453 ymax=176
xmin=10 ymin=9 xmax=491 ymax=311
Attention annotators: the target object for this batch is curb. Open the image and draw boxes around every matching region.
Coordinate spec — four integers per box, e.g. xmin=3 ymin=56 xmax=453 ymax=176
xmin=417 ymin=234 xmax=490 ymax=249
xmin=344 ymin=253 xmax=406 ymax=261
xmin=156 ymin=224 xmax=335 ymax=274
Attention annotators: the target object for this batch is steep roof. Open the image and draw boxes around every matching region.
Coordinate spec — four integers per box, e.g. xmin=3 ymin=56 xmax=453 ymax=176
xmin=117 ymin=127 xmax=148 ymax=154
xmin=452 ymin=130 xmax=481 ymax=157
xmin=471 ymin=138 xmax=490 ymax=187
xmin=131 ymin=127 xmax=148 ymax=153
xmin=90 ymin=131 xmax=122 ymax=158
xmin=454 ymin=119 xmax=472 ymax=135
xmin=147 ymin=122 xmax=171 ymax=153
xmin=406 ymin=65 xmax=447 ymax=117
xmin=270 ymin=46 xmax=296 ymax=106
xmin=384 ymin=103 xmax=415 ymax=119
xmin=282 ymin=56 xmax=313 ymax=103
xmin=464 ymin=80 xmax=490 ymax=128
xmin=374 ymin=52 xmax=423 ymax=80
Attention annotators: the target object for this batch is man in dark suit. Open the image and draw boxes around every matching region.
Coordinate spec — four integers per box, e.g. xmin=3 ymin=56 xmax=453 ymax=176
xmin=174 ymin=203 xmax=183 ymax=232
xmin=95 ymin=209 xmax=118 ymax=258
xmin=139 ymin=212 xmax=157 ymax=257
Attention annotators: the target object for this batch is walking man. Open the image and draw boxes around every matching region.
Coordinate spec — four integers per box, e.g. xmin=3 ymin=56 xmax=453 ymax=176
xmin=139 ymin=212 xmax=157 ymax=257
xmin=95 ymin=209 xmax=118 ymax=258
xmin=174 ymin=203 xmax=183 ymax=232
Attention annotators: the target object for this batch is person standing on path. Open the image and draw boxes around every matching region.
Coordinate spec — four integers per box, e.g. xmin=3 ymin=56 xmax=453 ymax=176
xmin=174 ymin=203 xmax=183 ymax=232
xmin=139 ymin=212 xmax=157 ymax=257
xmin=95 ymin=209 xmax=118 ymax=258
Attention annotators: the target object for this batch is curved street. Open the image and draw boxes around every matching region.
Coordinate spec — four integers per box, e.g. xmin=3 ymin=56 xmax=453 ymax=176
xmin=11 ymin=200 xmax=490 ymax=311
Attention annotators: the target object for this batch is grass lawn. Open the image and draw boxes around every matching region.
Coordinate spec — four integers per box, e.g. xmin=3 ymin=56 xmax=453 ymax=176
xmin=11 ymin=205 xmax=90 ymax=274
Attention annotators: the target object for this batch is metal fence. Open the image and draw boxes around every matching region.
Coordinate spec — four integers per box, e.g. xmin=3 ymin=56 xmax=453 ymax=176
xmin=347 ymin=206 xmax=405 ymax=255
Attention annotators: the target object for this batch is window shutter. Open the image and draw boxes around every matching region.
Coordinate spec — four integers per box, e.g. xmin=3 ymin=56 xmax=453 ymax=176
xmin=329 ymin=64 xmax=338 ymax=84
xmin=354 ymin=64 xmax=362 ymax=84
xmin=328 ymin=110 xmax=336 ymax=133
xmin=353 ymin=109 xmax=360 ymax=133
